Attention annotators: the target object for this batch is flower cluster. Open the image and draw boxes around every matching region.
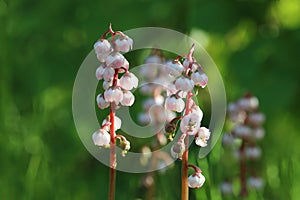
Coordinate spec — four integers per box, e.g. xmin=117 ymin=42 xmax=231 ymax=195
xmin=164 ymin=44 xmax=210 ymax=189
xmin=221 ymin=94 xmax=265 ymax=197
xmin=92 ymin=25 xmax=137 ymax=156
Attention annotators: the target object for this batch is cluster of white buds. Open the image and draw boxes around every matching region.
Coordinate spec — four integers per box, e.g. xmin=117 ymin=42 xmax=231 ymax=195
xmin=163 ymin=44 xmax=210 ymax=189
xmin=92 ymin=25 xmax=137 ymax=156
xmin=221 ymin=94 xmax=265 ymax=197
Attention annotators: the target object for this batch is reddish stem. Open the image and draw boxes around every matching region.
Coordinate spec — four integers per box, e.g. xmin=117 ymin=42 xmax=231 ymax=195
xmin=181 ymin=91 xmax=192 ymax=200
xmin=108 ymin=71 xmax=119 ymax=200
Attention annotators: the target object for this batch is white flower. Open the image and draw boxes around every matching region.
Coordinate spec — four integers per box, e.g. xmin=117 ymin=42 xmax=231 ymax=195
xmin=188 ymin=173 xmax=205 ymax=188
xmin=94 ymin=39 xmax=112 ymax=62
xmin=233 ymin=125 xmax=252 ymax=139
xmin=105 ymin=52 xmax=126 ymax=69
xmin=104 ymin=87 xmax=123 ymax=104
xmin=183 ymin=58 xmax=198 ymax=72
xmin=96 ymin=94 xmax=109 ymax=109
xmin=114 ymin=35 xmax=133 ymax=53
xmin=165 ymin=95 xmax=185 ymax=112
xmin=245 ymin=146 xmax=261 ymax=159
xmin=175 ymin=77 xmax=194 ymax=92
xmin=191 ymin=70 xmax=208 ymax=88
xmin=180 ymin=113 xmax=202 ymax=135
xmin=165 ymin=60 xmax=184 ymax=77
xmin=121 ymin=90 xmax=135 ymax=106
xmin=248 ymin=113 xmax=265 ymax=126
xmin=103 ymin=67 xmax=115 ymax=81
xmin=237 ymin=97 xmax=259 ymax=111
xmin=92 ymin=129 xmax=110 ymax=147
xmin=119 ymin=72 xmax=138 ymax=90
xmin=102 ymin=116 xmax=122 ymax=132
xmin=195 ymin=127 xmax=211 ymax=147
xmin=247 ymin=177 xmax=264 ymax=190
xmin=96 ymin=65 xmax=105 ymax=80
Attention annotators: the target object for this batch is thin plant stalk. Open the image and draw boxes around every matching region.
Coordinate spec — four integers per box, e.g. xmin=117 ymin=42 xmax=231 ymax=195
xmin=109 ymin=71 xmax=119 ymax=200
xmin=181 ymin=91 xmax=192 ymax=200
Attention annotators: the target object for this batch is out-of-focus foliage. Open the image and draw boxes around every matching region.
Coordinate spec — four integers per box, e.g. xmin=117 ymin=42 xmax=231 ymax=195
xmin=1 ymin=0 xmax=299 ymax=199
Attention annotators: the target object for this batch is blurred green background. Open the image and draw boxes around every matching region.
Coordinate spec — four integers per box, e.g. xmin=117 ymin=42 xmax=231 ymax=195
xmin=1 ymin=0 xmax=300 ymax=199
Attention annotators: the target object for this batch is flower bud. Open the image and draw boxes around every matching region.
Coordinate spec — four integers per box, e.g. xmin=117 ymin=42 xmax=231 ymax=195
xmin=233 ymin=125 xmax=252 ymax=139
xmin=247 ymin=177 xmax=264 ymax=190
xmin=103 ymin=67 xmax=115 ymax=81
xmin=96 ymin=65 xmax=105 ymax=80
xmin=245 ymin=146 xmax=261 ymax=160
xmin=220 ymin=182 xmax=233 ymax=195
xmin=171 ymin=139 xmax=186 ymax=159
xmin=222 ymin=133 xmax=234 ymax=147
xmin=238 ymin=97 xmax=259 ymax=111
xmin=247 ymin=112 xmax=265 ymax=126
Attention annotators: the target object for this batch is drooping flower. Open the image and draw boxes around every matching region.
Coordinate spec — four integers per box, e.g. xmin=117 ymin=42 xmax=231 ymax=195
xmin=104 ymin=87 xmax=123 ymax=104
xmin=106 ymin=52 xmax=127 ymax=69
xmin=191 ymin=69 xmax=208 ymax=88
xmin=188 ymin=172 xmax=205 ymax=188
xmin=119 ymin=72 xmax=139 ymax=90
xmin=92 ymin=129 xmax=110 ymax=147
xmin=96 ymin=94 xmax=110 ymax=109
xmin=114 ymin=35 xmax=133 ymax=53
xmin=175 ymin=77 xmax=195 ymax=92
xmin=94 ymin=39 xmax=112 ymax=62
xmin=165 ymin=95 xmax=185 ymax=112
xmin=121 ymin=90 xmax=135 ymax=106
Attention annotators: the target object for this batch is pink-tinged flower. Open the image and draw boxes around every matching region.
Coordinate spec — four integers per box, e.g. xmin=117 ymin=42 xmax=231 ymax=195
xmin=106 ymin=52 xmax=126 ymax=69
xmin=119 ymin=72 xmax=138 ymax=90
xmin=166 ymin=110 xmax=177 ymax=122
xmin=121 ymin=90 xmax=135 ymax=106
xmin=102 ymin=116 xmax=122 ymax=132
xmin=165 ymin=95 xmax=185 ymax=112
xmin=180 ymin=113 xmax=201 ymax=135
xmin=170 ymin=139 xmax=186 ymax=160
xmin=104 ymin=87 xmax=123 ymax=104
xmin=175 ymin=77 xmax=194 ymax=92
xmin=245 ymin=146 xmax=261 ymax=160
xmin=247 ymin=113 xmax=265 ymax=126
xmin=92 ymin=129 xmax=110 ymax=147
xmin=247 ymin=177 xmax=264 ymax=190
xmin=188 ymin=173 xmax=205 ymax=188
xmin=114 ymin=35 xmax=133 ymax=53
xmin=103 ymin=67 xmax=115 ymax=81
xmin=165 ymin=60 xmax=184 ymax=77
xmin=96 ymin=94 xmax=109 ymax=109
xmin=237 ymin=97 xmax=259 ymax=111
xmin=190 ymin=104 xmax=204 ymax=120
xmin=191 ymin=70 xmax=208 ymax=88
xmin=96 ymin=65 xmax=105 ymax=80
xmin=183 ymin=58 xmax=198 ymax=72
xmin=103 ymin=80 xmax=112 ymax=90
xmin=233 ymin=125 xmax=252 ymax=139
xmin=195 ymin=127 xmax=211 ymax=147
xmin=94 ymin=39 xmax=112 ymax=62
